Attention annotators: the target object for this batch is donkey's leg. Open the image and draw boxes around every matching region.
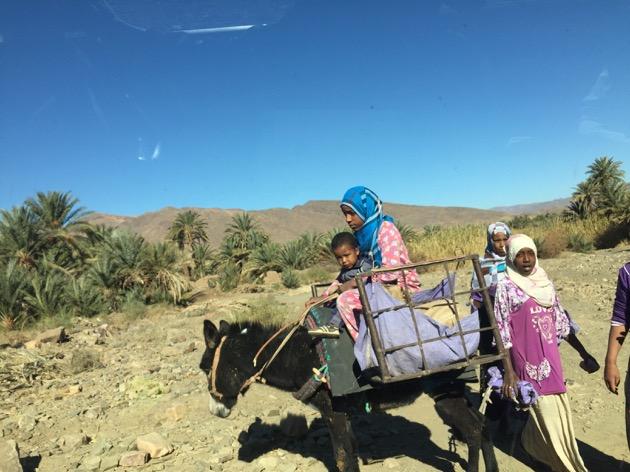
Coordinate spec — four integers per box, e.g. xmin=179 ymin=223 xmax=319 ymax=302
xmin=433 ymin=394 xmax=486 ymax=472
xmin=329 ymin=411 xmax=359 ymax=472
xmin=312 ymin=391 xmax=359 ymax=472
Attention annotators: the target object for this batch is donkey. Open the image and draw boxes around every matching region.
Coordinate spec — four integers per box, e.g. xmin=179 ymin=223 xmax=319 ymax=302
xmin=200 ymin=319 xmax=499 ymax=472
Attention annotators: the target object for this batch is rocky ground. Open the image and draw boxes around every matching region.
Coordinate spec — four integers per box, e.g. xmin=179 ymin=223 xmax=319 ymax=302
xmin=1 ymin=247 xmax=630 ymax=472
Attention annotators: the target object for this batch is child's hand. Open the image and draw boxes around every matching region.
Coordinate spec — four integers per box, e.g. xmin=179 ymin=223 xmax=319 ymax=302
xmin=338 ymin=280 xmax=356 ymax=294
xmin=305 ymin=296 xmax=322 ymax=308
xmin=579 ymin=355 xmax=600 ymax=374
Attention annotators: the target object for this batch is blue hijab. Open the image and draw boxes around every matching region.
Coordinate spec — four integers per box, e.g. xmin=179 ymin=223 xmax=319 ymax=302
xmin=340 ymin=186 xmax=394 ymax=267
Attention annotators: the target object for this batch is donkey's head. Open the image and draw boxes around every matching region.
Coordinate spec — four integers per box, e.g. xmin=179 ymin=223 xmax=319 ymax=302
xmin=200 ymin=319 xmax=255 ymax=418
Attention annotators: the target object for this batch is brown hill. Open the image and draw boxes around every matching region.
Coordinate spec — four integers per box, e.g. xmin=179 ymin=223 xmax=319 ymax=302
xmin=86 ymin=200 xmax=512 ymax=246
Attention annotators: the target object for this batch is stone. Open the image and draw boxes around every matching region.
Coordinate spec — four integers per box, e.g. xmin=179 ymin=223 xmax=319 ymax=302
xmin=80 ymin=456 xmax=101 ymax=471
xmin=0 ymin=440 xmax=22 ymax=472
xmin=257 ymin=456 xmax=279 ymax=470
xmin=277 ymin=464 xmax=297 ymax=472
xmin=136 ymin=432 xmax=173 ymax=458
xmin=382 ymin=458 xmax=400 ymax=469
xmin=17 ymin=414 xmax=37 ymax=432
xmin=100 ymin=454 xmax=119 ymax=471
xmin=67 ymin=385 xmax=83 ymax=395
xmin=183 ymin=342 xmax=197 ymax=354
xmin=126 ymin=377 xmax=169 ymax=399
xmin=263 ymin=271 xmax=281 ymax=285
xmin=36 ymin=327 xmax=68 ymax=344
xmin=280 ymin=414 xmax=308 ymax=438
xmin=164 ymin=404 xmax=186 ymax=423
xmin=119 ymin=451 xmax=148 ymax=467
xmin=265 ymin=408 xmax=280 ymax=417
xmin=91 ymin=440 xmax=113 ymax=456
xmin=59 ymin=433 xmax=90 ymax=451
xmin=24 ymin=340 xmax=41 ymax=350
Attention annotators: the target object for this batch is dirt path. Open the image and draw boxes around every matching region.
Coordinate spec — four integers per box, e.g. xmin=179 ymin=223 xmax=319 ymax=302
xmin=2 ymin=248 xmax=630 ymax=471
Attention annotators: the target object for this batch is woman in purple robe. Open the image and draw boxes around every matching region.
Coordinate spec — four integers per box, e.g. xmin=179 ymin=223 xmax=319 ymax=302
xmin=495 ymin=234 xmax=587 ymax=472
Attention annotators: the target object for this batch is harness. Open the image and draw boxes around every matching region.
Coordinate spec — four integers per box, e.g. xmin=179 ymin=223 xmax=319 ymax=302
xmin=207 ymin=293 xmax=337 ymax=400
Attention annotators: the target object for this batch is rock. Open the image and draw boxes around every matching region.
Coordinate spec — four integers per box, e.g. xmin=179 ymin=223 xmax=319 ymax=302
xmin=67 ymin=385 xmax=83 ymax=395
xmin=126 ymin=377 xmax=169 ymax=399
xmin=119 ymin=451 xmax=148 ymax=467
xmin=100 ymin=454 xmax=119 ymax=471
xmin=68 ymin=349 xmax=103 ymax=374
xmin=0 ymin=440 xmax=22 ymax=472
xmin=36 ymin=327 xmax=68 ymax=344
xmin=382 ymin=458 xmax=400 ymax=469
xmin=24 ymin=340 xmax=41 ymax=350
xmin=59 ymin=433 xmax=90 ymax=451
xmin=91 ymin=440 xmax=113 ymax=456
xmin=277 ymin=464 xmax=297 ymax=472
xmin=263 ymin=271 xmax=281 ymax=285
xmin=80 ymin=456 xmax=101 ymax=471
xmin=183 ymin=342 xmax=197 ymax=354
xmin=164 ymin=404 xmax=187 ymax=422
xmin=17 ymin=414 xmax=37 ymax=432
xmin=257 ymin=456 xmax=279 ymax=470
xmin=265 ymin=408 xmax=280 ymax=417
xmin=280 ymin=414 xmax=308 ymax=438
xmin=136 ymin=432 xmax=173 ymax=458
xmin=216 ymin=447 xmax=233 ymax=463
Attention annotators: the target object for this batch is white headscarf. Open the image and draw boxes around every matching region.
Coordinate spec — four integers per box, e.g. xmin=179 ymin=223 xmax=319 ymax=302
xmin=506 ymin=234 xmax=555 ymax=307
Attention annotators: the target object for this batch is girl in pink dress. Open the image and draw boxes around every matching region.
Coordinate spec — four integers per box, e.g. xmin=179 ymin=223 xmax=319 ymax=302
xmin=495 ymin=234 xmax=587 ymax=472
xmin=321 ymin=186 xmax=421 ymax=340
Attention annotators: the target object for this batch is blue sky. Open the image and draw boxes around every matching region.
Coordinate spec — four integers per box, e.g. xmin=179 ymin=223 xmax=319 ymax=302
xmin=1 ymin=0 xmax=629 ymax=216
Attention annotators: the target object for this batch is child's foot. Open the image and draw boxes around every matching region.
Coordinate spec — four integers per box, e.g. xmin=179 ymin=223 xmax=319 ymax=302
xmin=579 ymin=355 xmax=600 ymax=374
xmin=308 ymin=324 xmax=340 ymax=338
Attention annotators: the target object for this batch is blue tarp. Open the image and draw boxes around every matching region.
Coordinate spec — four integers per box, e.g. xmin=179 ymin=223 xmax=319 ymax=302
xmin=354 ymin=280 xmax=480 ymax=376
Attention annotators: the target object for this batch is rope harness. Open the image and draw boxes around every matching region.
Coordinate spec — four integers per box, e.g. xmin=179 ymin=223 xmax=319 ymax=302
xmin=207 ymin=292 xmax=338 ymax=400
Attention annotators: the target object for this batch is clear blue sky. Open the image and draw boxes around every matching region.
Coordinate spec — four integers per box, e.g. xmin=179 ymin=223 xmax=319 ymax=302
xmin=1 ymin=0 xmax=629 ymax=216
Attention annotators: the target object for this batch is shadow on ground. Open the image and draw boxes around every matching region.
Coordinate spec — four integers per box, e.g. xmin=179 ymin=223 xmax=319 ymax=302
xmin=486 ymin=403 xmax=629 ymax=472
xmin=237 ymin=412 xmax=467 ymax=471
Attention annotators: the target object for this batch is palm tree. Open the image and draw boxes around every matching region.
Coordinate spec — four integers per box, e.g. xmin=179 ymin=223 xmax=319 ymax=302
xmin=586 ymin=157 xmax=625 ymax=188
xmin=395 ymin=221 xmax=419 ymax=245
xmin=223 ymin=213 xmax=268 ymax=252
xmin=0 ymin=206 xmax=43 ymax=268
xmin=191 ymin=243 xmax=219 ymax=279
xmin=167 ymin=210 xmax=208 ymax=251
xmin=0 ymin=260 xmax=29 ymax=329
xmin=244 ymin=242 xmax=283 ymax=281
xmin=565 ymin=180 xmax=600 ymax=219
xmin=25 ymin=191 xmax=93 ymax=272
xmin=99 ymin=231 xmax=146 ymax=290
xmin=142 ymin=242 xmax=189 ymax=304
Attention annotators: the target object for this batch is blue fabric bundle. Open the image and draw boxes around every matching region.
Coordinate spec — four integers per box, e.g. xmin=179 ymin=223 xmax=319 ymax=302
xmin=354 ymin=279 xmax=480 ymax=377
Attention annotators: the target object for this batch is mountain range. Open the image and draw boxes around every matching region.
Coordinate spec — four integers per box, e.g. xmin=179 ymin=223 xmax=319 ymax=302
xmin=87 ymin=198 xmax=569 ymax=246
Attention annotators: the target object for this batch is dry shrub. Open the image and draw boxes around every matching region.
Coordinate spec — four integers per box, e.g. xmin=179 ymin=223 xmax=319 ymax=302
xmin=595 ymin=222 xmax=630 ymax=249
xmin=536 ymin=230 xmax=568 ymax=259
xmin=66 ymin=348 xmax=103 ymax=374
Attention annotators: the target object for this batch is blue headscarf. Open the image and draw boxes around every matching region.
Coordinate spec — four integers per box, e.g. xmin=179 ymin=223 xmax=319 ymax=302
xmin=485 ymin=221 xmax=512 ymax=257
xmin=340 ymin=186 xmax=394 ymax=267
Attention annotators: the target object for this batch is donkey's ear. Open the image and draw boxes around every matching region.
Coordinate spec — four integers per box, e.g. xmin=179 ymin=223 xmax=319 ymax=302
xmin=219 ymin=320 xmax=230 ymax=335
xmin=203 ymin=319 xmax=220 ymax=349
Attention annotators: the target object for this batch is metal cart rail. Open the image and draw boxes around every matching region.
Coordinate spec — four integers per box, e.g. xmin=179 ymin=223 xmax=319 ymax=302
xmin=354 ymin=254 xmax=510 ymax=383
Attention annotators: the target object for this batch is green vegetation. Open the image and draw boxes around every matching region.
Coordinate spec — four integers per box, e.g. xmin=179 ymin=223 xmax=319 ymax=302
xmin=3 ymin=157 xmax=626 ymax=330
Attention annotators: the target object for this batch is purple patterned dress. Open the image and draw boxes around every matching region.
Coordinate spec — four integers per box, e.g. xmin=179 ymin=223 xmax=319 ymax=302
xmin=494 ymin=278 xmax=570 ymax=395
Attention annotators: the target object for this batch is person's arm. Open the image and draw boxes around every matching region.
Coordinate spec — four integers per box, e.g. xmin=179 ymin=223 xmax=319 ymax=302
xmin=494 ymin=281 xmax=520 ymax=399
xmin=306 ymin=280 xmax=341 ymax=307
xmin=604 ymin=325 xmax=627 ymax=394
xmin=375 ymin=221 xmax=421 ymax=290
xmin=604 ymin=265 xmax=630 ymax=392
